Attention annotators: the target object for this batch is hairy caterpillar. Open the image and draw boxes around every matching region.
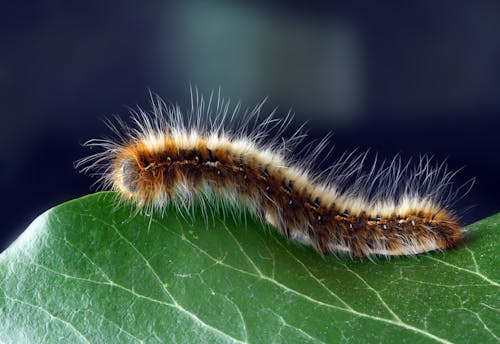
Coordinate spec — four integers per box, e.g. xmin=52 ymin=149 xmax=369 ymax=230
xmin=77 ymin=90 xmax=472 ymax=258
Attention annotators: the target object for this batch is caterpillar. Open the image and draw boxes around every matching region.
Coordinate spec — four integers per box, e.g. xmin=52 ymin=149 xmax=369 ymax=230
xmin=77 ymin=90 xmax=472 ymax=258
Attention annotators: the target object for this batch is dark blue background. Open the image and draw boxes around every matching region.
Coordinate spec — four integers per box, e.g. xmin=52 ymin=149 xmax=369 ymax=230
xmin=1 ymin=1 xmax=499 ymax=250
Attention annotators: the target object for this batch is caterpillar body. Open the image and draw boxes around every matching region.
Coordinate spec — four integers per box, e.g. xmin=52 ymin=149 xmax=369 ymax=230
xmin=78 ymin=91 xmax=470 ymax=258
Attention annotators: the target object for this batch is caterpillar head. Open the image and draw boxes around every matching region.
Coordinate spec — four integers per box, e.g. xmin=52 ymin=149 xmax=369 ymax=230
xmin=111 ymin=136 xmax=178 ymax=208
xmin=115 ymin=155 xmax=155 ymax=210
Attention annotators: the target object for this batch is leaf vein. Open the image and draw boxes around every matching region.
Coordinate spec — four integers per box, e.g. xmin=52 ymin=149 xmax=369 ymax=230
xmin=2 ymin=293 xmax=91 ymax=344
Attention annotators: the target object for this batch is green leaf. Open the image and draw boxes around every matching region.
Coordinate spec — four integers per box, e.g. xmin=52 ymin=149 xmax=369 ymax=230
xmin=1 ymin=192 xmax=498 ymax=343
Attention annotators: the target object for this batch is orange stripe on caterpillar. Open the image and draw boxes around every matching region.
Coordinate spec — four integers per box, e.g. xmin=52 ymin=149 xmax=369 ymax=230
xmin=77 ymin=90 xmax=472 ymax=258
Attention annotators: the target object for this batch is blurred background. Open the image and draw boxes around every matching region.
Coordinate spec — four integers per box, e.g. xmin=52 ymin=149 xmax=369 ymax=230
xmin=1 ymin=1 xmax=499 ymax=250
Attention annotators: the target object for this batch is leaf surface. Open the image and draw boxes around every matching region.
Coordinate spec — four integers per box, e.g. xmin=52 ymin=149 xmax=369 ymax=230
xmin=1 ymin=192 xmax=499 ymax=343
